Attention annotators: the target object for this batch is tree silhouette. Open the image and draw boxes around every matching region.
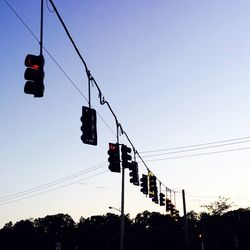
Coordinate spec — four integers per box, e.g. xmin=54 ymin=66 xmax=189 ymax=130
xmin=201 ymin=197 xmax=233 ymax=216
xmin=0 ymin=206 xmax=250 ymax=250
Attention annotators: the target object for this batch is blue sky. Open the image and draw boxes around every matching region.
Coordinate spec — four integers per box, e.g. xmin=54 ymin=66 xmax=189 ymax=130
xmin=1 ymin=0 xmax=250 ymax=227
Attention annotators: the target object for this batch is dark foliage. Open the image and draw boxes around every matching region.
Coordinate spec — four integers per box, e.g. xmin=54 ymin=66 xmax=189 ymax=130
xmin=0 ymin=208 xmax=250 ymax=250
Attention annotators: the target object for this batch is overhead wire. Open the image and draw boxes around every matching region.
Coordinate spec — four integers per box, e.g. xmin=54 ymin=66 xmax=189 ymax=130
xmin=3 ymin=0 xmax=38 ymax=42
xmin=0 ymin=162 xmax=107 ymax=201
xmin=140 ymin=135 xmax=250 ymax=154
xmin=143 ymin=145 xmax=250 ymax=162
xmin=0 ymin=170 xmax=108 ymax=206
xmin=141 ymin=139 xmax=250 ymax=158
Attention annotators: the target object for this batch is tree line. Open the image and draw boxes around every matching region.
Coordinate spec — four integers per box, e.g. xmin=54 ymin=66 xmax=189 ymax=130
xmin=0 ymin=198 xmax=249 ymax=250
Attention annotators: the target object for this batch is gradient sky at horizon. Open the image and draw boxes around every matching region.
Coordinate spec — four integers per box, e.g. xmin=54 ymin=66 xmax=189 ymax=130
xmin=1 ymin=0 xmax=250 ymax=228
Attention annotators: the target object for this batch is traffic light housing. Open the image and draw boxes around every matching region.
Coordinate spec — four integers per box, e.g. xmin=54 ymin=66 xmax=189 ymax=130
xmin=174 ymin=210 xmax=180 ymax=220
xmin=140 ymin=174 xmax=148 ymax=195
xmin=148 ymin=173 xmax=157 ymax=198
xmin=121 ymin=144 xmax=132 ymax=169
xmin=129 ymin=161 xmax=139 ymax=186
xmin=159 ymin=192 xmax=165 ymax=206
xmin=148 ymin=172 xmax=158 ymax=203
xmin=108 ymin=143 xmax=120 ymax=173
xmin=24 ymin=54 xmax=45 ymax=97
xmin=80 ymin=106 xmax=97 ymax=145
xmin=166 ymin=198 xmax=172 ymax=212
xmin=152 ymin=192 xmax=158 ymax=204
xmin=170 ymin=205 xmax=176 ymax=216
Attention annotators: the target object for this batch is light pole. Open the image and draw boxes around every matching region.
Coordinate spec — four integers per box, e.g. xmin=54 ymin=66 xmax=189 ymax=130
xmin=199 ymin=234 xmax=205 ymax=250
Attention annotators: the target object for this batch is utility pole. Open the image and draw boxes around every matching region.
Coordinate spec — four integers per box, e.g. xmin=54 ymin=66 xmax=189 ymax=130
xmin=120 ymin=158 xmax=125 ymax=250
xmin=182 ymin=189 xmax=189 ymax=250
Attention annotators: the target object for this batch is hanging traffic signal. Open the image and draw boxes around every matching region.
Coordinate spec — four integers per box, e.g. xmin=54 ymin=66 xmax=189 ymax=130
xmin=152 ymin=192 xmax=159 ymax=204
xmin=24 ymin=54 xmax=45 ymax=97
xmin=170 ymin=205 xmax=176 ymax=216
xmin=175 ymin=210 xmax=180 ymax=219
xmin=121 ymin=144 xmax=132 ymax=169
xmin=129 ymin=161 xmax=139 ymax=186
xmin=148 ymin=172 xmax=157 ymax=198
xmin=148 ymin=172 xmax=158 ymax=203
xmin=108 ymin=143 xmax=120 ymax=173
xmin=166 ymin=198 xmax=172 ymax=212
xmin=159 ymin=192 xmax=165 ymax=206
xmin=80 ymin=106 xmax=97 ymax=145
xmin=140 ymin=174 xmax=148 ymax=195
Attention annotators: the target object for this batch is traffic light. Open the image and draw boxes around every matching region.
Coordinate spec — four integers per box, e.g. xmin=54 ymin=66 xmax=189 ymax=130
xmin=108 ymin=143 xmax=120 ymax=173
xmin=152 ymin=192 xmax=158 ymax=204
xmin=121 ymin=144 xmax=132 ymax=169
xmin=24 ymin=54 xmax=45 ymax=97
xmin=129 ymin=161 xmax=139 ymax=186
xmin=148 ymin=172 xmax=157 ymax=198
xmin=140 ymin=174 xmax=148 ymax=195
xmin=159 ymin=192 xmax=165 ymax=206
xmin=80 ymin=106 xmax=97 ymax=145
xmin=175 ymin=210 xmax=180 ymax=220
xmin=148 ymin=172 xmax=158 ymax=203
xmin=166 ymin=198 xmax=172 ymax=212
xmin=170 ymin=205 xmax=176 ymax=216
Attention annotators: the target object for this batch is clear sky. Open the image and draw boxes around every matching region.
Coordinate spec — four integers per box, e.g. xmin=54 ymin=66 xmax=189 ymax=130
xmin=1 ymin=0 xmax=250 ymax=227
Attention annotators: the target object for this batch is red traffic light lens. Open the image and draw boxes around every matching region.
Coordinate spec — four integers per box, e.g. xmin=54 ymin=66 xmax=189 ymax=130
xmin=109 ymin=143 xmax=117 ymax=151
xmin=25 ymin=54 xmax=44 ymax=69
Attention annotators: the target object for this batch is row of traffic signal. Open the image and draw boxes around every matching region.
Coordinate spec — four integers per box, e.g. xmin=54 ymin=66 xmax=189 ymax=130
xmin=107 ymin=143 xmax=139 ymax=186
xmin=166 ymin=198 xmax=180 ymax=218
xmin=107 ymin=143 xmax=179 ymax=217
xmin=139 ymin=173 xmax=179 ymax=218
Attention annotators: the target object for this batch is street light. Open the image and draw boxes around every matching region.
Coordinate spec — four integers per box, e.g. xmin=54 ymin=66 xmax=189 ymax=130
xmin=199 ymin=234 xmax=205 ymax=250
xmin=109 ymin=206 xmax=121 ymax=213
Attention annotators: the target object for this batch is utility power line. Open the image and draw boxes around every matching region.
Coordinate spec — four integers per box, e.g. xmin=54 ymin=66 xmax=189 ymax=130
xmin=140 ymin=136 xmax=250 ymax=154
xmin=0 ymin=162 xmax=107 ymax=201
xmin=0 ymin=162 xmax=107 ymax=204
xmin=143 ymin=146 xmax=250 ymax=162
xmin=0 ymin=170 xmax=108 ymax=206
xmin=141 ymin=139 xmax=250 ymax=158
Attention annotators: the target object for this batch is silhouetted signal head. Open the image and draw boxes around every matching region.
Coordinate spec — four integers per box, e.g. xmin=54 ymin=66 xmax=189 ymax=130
xmin=108 ymin=143 xmax=120 ymax=173
xmin=159 ymin=192 xmax=165 ymax=206
xmin=121 ymin=144 xmax=132 ymax=168
xmin=80 ymin=106 xmax=97 ymax=146
xmin=166 ymin=198 xmax=173 ymax=212
xmin=24 ymin=54 xmax=45 ymax=98
xmin=140 ymin=174 xmax=148 ymax=195
xmin=148 ymin=172 xmax=157 ymax=197
xmin=129 ymin=161 xmax=139 ymax=185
